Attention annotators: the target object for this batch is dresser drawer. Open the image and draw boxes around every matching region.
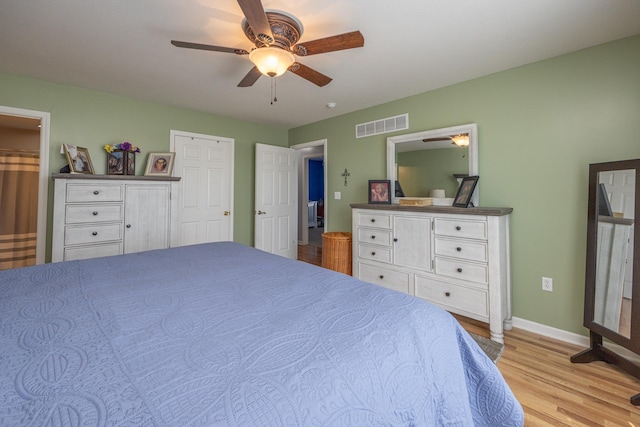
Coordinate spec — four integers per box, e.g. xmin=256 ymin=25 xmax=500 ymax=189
xmin=415 ymin=275 xmax=488 ymax=319
xmin=66 ymin=184 xmax=124 ymax=203
xmin=358 ymin=264 xmax=409 ymax=294
xmin=358 ymin=244 xmax=392 ymax=263
xmin=64 ymin=242 xmax=123 ymax=261
xmin=434 ymin=218 xmax=487 ymax=240
xmin=434 ymin=237 xmax=488 ymax=263
xmin=357 ymin=228 xmax=392 ymax=246
xmin=65 ymin=204 xmax=123 ymax=224
xmin=434 ymin=257 xmax=488 ymax=285
xmin=64 ymin=224 xmax=123 ymax=245
xmin=357 ymin=213 xmax=392 ymax=229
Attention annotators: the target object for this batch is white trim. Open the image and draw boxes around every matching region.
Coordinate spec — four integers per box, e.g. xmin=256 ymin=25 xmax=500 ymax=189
xmin=0 ymin=106 xmax=50 ymax=265
xmin=512 ymin=316 xmax=640 ymax=363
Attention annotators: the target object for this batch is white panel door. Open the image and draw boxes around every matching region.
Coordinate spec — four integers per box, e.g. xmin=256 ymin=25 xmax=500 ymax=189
xmin=255 ymin=143 xmax=297 ymax=259
xmin=172 ymin=131 xmax=234 ymax=246
xmin=124 ymin=184 xmax=170 ymax=253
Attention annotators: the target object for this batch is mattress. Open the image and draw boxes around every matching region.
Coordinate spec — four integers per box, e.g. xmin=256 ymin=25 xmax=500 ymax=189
xmin=0 ymin=242 xmax=523 ymax=426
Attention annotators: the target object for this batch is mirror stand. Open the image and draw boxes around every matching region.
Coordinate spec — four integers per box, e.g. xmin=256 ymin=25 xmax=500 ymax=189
xmin=570 ymin=158 xmax=640 ymax=406
xmin=571 ymin=331 xmax=640 ymax=405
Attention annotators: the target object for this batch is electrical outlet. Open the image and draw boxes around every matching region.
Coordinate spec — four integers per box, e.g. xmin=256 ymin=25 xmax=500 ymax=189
xmin=542 ymin=277 xmax=553 ymax=292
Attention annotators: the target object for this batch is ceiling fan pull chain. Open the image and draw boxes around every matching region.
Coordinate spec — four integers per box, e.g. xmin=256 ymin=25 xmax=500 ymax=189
xmin=270 ymin=76 xmax=278 ymax=104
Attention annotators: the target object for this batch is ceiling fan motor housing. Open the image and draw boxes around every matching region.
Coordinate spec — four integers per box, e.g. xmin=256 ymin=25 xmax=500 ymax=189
xmin=243 ymin=12 xmax=302 ymax=52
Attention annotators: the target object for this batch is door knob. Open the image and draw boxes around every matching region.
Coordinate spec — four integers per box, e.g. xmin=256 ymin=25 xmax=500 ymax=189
xmin=224 ymin=211 xmax=230 ymax=216
xmin=256 ymin=210 xmax=266 ymax=215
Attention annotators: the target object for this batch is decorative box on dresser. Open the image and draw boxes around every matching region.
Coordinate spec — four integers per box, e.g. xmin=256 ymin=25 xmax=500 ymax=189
xmin=351 ymin=203 xmax=513 ymax=343
xmin=52 ymin=174 xmax=180 ymax=262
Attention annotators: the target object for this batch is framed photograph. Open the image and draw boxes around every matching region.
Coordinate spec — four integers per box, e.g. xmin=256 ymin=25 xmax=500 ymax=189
xmin=453 ymin=175 xmax=479 ymax=208
xmin=394 ymin=180 xmax=405 ymax=197
xmin=368 ymin=180 xmax=391 ymax=204
xmin=144 ymin=152 xmax=175 ymax=177
xmin=63 ymin=144 xmax=94 ymax=174
xmin=107 ymin=150 xmax=125 ymax=175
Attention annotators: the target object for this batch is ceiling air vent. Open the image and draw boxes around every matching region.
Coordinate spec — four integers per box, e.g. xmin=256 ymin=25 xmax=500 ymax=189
xmin=355 ymin=113 xmax=409 ymax=138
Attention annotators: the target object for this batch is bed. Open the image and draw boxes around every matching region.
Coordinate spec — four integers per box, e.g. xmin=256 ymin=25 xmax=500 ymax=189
xmin=0 ymin=242 xmax=523 ymax=426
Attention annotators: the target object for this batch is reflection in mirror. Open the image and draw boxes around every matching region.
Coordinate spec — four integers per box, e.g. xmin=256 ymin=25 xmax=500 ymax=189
xmin=593 ymin=170 xmax=635 ymax=338
xmin=387 ymin=123 xmax=478 ymax=205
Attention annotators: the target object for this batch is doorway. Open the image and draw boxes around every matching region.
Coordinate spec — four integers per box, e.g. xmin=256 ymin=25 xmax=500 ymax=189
xmin=0 ymin=107 xmax=50 ymax=269
xmin=292 ymin=139 xmax=327 ymax=260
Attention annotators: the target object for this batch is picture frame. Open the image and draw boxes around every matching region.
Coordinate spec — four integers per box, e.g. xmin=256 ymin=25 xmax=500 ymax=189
xmin=597 ymin=183 xmax=613 ymax=216
xmin=107 ymin=150 xmax=125 ymax=175
xmin=144 ymin=152 xmax=175 ymax=176
xmin=63 ymin=144 xmax=94 ymax=174
xmin=394 ymin=180 xmax=405 ymax=197
xmin=453 ymin=175 xmax=479 ymax=208
xmin=368 ymin=180 xmax=391 ymax=204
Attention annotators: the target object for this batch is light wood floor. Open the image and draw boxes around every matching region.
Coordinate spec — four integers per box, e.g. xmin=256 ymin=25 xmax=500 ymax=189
xmin=297 ymin=245 xmax=640 ymax=426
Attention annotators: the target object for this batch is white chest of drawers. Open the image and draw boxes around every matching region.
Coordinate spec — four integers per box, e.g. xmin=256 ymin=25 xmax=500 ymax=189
xmin=352 ymin=204 xmax=512 ymax=343
xmin=52 ymin=174 xmax=180 ymax=262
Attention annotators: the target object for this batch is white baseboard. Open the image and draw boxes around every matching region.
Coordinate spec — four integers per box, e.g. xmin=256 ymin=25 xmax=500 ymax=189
xmin=513 ymin=316 xmax=640 ymax=364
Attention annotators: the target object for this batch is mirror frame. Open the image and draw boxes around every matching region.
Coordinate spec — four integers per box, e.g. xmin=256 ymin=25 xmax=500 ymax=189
xmin=387 ymin=123 xmax=479 ymax=205
xmin=583 ymin=158 xmax=640 ymax=352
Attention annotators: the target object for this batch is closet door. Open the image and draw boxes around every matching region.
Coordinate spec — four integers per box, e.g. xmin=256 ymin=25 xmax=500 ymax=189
xmin=124 ymin=183 xmax=170 ymax=253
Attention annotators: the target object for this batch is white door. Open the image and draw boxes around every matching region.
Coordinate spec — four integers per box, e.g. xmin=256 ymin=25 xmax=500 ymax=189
xmin=124 ymin=184 xmax=170 ymax=253
xmin=171 ymin=131 xmax=234 ymax=246
xmin=255 ymin=143 xmax=297 ymax=259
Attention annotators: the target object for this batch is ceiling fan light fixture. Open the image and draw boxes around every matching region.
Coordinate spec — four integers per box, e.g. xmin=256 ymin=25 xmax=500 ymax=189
xmin=451 ymin=134 xmax=470 ymax=147
xmin=249 ymin=47 xmax=295 ymax=77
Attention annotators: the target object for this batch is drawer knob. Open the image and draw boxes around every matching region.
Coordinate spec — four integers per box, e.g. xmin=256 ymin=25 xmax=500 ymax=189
xmin=126 ymin=224 xmax=131 ymax=228
xmin=93 ymin=191 xmax=99 ymax=195
xmin=379 ymin=275 xmax=384 ymax=279
xmin=457 ymin=268 xmax=463 ymax=273
xmin=456 ymin=226 xmax=461 ymax=231
xmin=393 ymin=238 xmax=398 ymax=242
xmin=456 ymin=247 xmax=462 ymax=252
xmin=371 ymin=218 xmax=376 ymax=223
xmin=445 ymin=292 xmax=451 ymax=297
xmin=371 ymin=235 xmax=376 ymax=239
xmin=93 ymin=211 xmax=99 ymax=216
xmin=92 ymin=231 xmax=98 ymax=236
xmin=371 ymin=251 xmax=376 ymax=256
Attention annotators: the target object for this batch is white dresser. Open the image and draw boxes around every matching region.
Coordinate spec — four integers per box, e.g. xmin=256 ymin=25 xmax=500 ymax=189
xmin=352 ymin=204 xmax=513 ymax=343
xmin=52 ymin=174 xmax=180 ymax=262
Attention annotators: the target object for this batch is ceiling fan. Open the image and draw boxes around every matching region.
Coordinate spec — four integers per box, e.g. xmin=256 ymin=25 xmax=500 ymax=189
xmin=171 ymin=0 xmax=364 ymax=88
xmin=423 ymin=134 xmax=470 ymax=147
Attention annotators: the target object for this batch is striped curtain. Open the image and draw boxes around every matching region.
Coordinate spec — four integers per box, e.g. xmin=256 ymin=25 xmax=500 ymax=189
xmin=0 ymin=150 xmax=39 ymax=269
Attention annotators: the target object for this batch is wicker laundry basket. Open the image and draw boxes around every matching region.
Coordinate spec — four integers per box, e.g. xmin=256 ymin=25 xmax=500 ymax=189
xmin=321 ymin=232 xmax=352 ymax=275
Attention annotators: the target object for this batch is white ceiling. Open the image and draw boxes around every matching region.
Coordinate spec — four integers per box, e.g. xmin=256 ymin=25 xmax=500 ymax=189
xmin=1 ymin=0 xmax=639 ymax=129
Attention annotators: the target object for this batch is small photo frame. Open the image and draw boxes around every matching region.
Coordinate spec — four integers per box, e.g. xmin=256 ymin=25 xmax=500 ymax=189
xmin=453 ymin=175 xmax=479 ymax=208
xmin=368 ymin=180 xmax=391 ymax=204
xmin=107 ymin=151 xmax=125 ymax=175
xmin=63 ymin=144 xmax=94 ymax=174
xmin=144 ymin=152 xmax=175 ymax=176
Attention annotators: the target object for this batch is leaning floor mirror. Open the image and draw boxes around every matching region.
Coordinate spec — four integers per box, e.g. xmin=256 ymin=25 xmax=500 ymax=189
xmin=571 ymin=158 xmax=640 ymax=405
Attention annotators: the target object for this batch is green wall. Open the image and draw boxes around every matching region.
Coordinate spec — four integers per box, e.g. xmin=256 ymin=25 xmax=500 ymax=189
xmin=289 ymin=34 xmax=640 ymax=335
xmin=0 ymin=74 xmax=288 ymax=256
xmin=397 ymin=147 xmax=468 ymax=198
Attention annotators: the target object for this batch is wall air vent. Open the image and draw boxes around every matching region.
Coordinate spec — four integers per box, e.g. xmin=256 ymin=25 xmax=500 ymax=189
xmin=355 ymin=113 xmax=408 ymax=138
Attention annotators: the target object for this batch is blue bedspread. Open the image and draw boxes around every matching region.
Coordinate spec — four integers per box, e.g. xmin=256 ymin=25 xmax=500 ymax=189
xmin=0 ymin=242 xmax=523 ymax=426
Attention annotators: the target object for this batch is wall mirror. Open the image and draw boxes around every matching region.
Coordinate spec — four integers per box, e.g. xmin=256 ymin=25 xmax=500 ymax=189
xmin=387 ymin=123 xmax=478 ymax=205
xmin=571 ymin=158 xmax=639 ymax=405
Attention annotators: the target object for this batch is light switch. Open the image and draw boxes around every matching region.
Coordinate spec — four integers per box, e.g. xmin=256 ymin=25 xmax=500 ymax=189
xmin=334 ymin=191 xmax=341 ymax=200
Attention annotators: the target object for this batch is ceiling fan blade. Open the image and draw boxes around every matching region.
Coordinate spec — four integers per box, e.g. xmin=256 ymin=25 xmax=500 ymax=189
xmin=289 ymin=63 xmax=332 ymax=87
xmin=171 ymin=40 xmax=248 ymax=55
xmin=237 ymin=66 xmax=262 ymax=87
xmin=293 ymin=31 xmax=364 ymax=56
xmin=422 ymin=137 xmax=452 ymax=142
xmin=236 ymin=0 xmax=274 ymax=45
